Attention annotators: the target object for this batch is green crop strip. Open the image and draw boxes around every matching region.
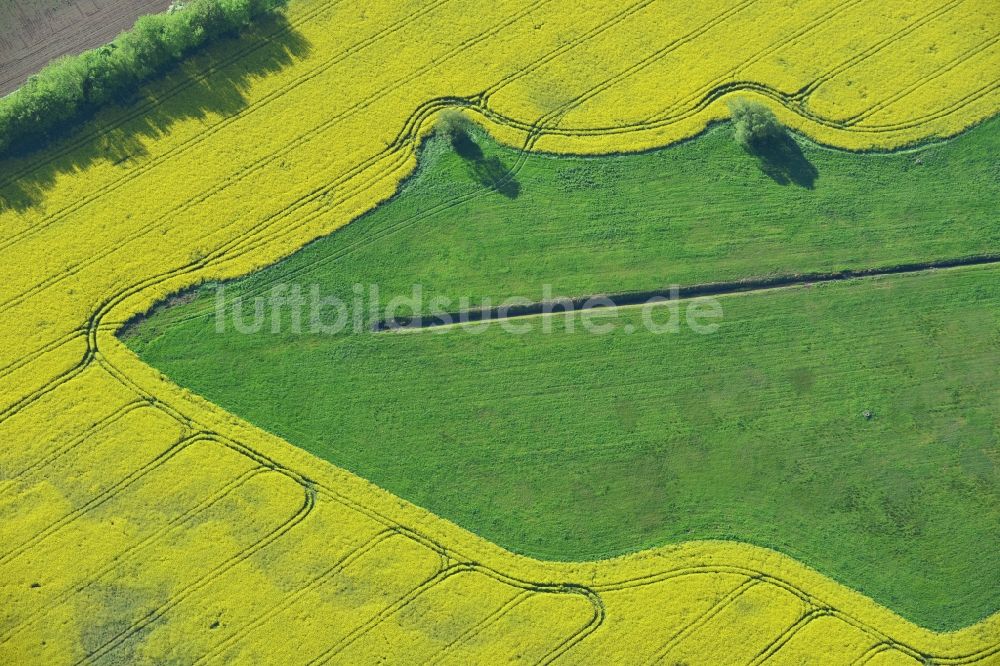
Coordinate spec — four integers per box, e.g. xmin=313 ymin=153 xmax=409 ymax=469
xmin=125 ymin=117 xmax=1000 ymax=631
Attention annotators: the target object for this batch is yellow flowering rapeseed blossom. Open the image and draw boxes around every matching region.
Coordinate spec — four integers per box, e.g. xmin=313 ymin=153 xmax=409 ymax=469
xmin=0 ymin=0 xmax=998 ymax=662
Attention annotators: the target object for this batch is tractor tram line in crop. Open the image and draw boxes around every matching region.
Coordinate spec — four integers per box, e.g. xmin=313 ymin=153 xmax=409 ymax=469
xmin=1 ymin=0 xmax=999 ymax=662
xmin=1 ymin=0 xmax=746 ymax=397
xmin=4 ymin=121 xmax=1000 ymax=665
xmin=6 ymin=287 xmax=994 ymax=663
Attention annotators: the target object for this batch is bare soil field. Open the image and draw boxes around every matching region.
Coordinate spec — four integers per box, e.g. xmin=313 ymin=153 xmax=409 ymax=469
xmin=0 ymin=0 xmax=169 ymax=96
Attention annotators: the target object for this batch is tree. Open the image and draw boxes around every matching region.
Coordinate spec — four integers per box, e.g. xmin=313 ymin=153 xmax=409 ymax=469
xmin=728 ymin=98 xmax=785 ymax=151
xmin=726 ymin=97 xmax=817 ymax=188
xmin=435 ymin=109 xmax=472 ymax=142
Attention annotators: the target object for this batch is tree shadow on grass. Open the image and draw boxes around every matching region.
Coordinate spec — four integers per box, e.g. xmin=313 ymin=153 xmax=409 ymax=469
xmin=749 ymin=134 xmax=818 ymax=189
xmin=450 ymin=128 xmax=520 ymax=199
xmin=0 ymin=14 xmax=311 ymax=213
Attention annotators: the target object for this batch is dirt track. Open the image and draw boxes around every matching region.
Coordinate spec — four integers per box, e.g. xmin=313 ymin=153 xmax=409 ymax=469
xmin=0 ymin=0 xmax=170 ymax=96
xmin=374 ymin=254 xmax=1000 ymax=331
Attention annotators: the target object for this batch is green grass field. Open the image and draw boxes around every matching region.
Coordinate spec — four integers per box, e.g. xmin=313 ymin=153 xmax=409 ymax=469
xmin=124 ymin=118 xmax=1000 ymax=630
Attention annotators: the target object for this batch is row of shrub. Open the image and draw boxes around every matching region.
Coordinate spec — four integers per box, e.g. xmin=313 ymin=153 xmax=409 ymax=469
xmin=0 ymin=0 xmax=288 ymax=157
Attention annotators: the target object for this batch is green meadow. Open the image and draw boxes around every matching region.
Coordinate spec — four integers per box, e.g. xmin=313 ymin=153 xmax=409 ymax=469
xmin=125 ymin=117 xmax=1000 ymax=630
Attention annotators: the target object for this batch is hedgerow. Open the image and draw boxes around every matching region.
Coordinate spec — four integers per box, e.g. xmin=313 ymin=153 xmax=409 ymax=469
xmin=0 ymin=0 xmax=288 ymax=157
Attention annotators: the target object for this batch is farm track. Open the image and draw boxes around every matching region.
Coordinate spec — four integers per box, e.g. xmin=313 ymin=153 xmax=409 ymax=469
xmin=372 ymin=253 xmax=1000 ymax=331
xmin=1 ymin=0 xmax=998 ymax=662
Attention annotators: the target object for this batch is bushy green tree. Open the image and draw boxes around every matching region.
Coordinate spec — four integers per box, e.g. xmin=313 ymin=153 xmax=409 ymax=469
xmin=218 ymin=0 xmax=254 ymax=29
xmin=728 ymin=98 xmax=785 ymax=151
xmin=79 ymin=46 xmax=133 ymax=107
xmin=435 ymin=109 xmax=472 ymax=141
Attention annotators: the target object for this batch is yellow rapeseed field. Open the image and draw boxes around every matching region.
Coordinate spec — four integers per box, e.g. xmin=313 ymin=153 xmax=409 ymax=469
xmin=1 ymin=0 xmax=998 ymax=662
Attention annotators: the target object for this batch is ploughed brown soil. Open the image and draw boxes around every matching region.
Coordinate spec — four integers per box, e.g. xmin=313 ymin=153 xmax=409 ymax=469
xmin=0 ymin=0 xmax=170 ymax=96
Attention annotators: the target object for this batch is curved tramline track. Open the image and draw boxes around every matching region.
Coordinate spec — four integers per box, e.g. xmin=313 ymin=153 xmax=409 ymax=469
xmin=0 ymin=0 xmax=998 ymax=662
